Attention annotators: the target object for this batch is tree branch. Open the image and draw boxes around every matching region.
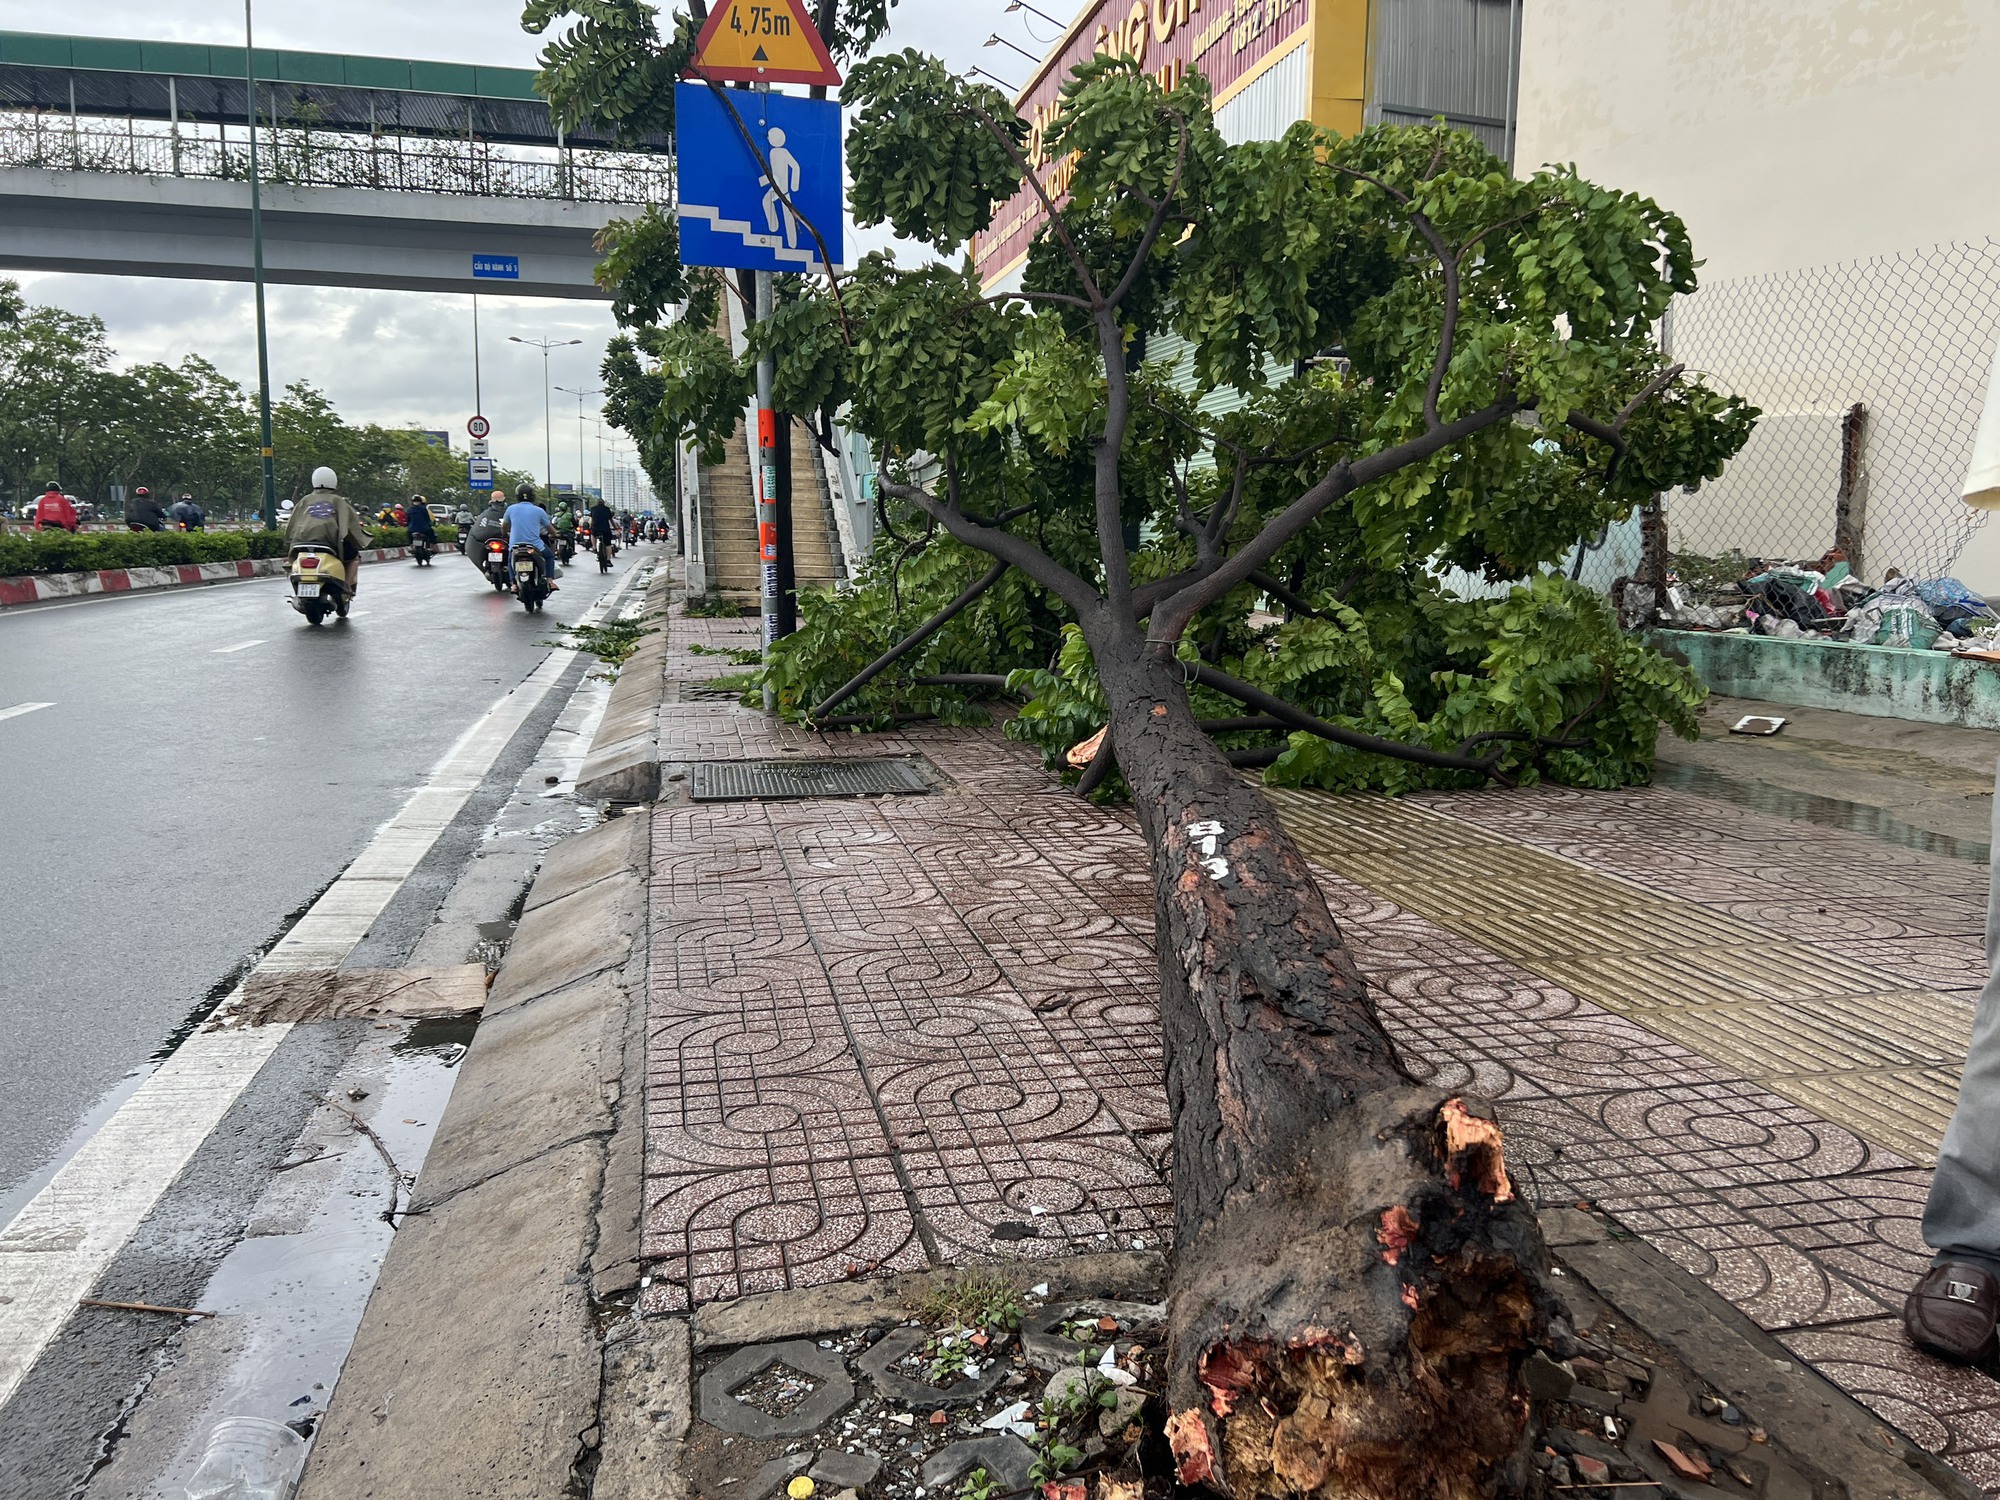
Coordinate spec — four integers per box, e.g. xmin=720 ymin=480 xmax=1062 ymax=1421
xmin=1332 ymin=165 xmax=1458 ymax=432
xmin=883 ymin=469 xmax=1100 ymax=618
xmin=1075 ymin=724 xmax=1118 ymax=796
xmin=1565 ymin=364 xmax=1685 ymax=484
xmin=979 ymin=289 xmax=1095 ymax=312
xmin=1150 ymin=395 xmax=1526 ymax=645
xmin=1105 ymin=111 xmax=1188 ymax=312
xmin=1246 ymin=569 xmax=1330 ymax=620
xmin=1189 ymin=664 xmax=1506 ymax=775
xmin=808 ymin=561 xmax=1009 ymax=722
xmin=968 ymin=104 xmax=1104 ymax=308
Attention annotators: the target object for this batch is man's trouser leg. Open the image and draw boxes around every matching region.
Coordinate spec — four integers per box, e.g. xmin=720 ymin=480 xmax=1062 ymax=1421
xmin=344 ymin=541 xmax=361 ymax=597
xmin=1922 ymin=760 xmax=2000 ymax=1275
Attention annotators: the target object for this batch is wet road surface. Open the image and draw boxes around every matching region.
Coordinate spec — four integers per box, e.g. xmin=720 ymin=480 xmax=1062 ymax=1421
xmin=0 ymin=545 xmax=644 ymax=1213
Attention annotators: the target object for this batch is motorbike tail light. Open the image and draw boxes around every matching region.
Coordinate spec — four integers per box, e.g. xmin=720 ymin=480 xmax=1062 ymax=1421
xmin=488 ymin=541 xmax=505 ymax=554
xmin=300 ymin=556 xmax=319 ymax=569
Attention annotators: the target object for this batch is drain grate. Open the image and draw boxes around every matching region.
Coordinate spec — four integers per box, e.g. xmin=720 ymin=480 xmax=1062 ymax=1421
xmin=689 ymin=757 xmax=934 ymax=801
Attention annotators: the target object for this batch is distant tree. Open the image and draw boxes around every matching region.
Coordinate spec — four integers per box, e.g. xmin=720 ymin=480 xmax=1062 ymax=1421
xmin=0 ymin=287 xmax=117 ymax=508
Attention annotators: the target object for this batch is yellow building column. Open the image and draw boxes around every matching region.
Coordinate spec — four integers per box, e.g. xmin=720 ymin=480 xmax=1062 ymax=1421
xmin=1307 ymin=0 xmax=1370 ymax=135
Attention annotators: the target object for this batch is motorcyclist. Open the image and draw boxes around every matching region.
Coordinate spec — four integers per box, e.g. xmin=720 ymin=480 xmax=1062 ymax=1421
xmin=285 ymin=468 xmax=370 ymax=599
xmin=125 ymin=485 xmax=167 ymax=532
xmin=552 ymin=494 xmax=578 ymax=555
xmin=589 ymin=497 xmax=615 ymax=560
xmin=168 ymin=493 xmax=205 ymax=531
xmin=33 ymin=482 xmax=78 ymax=533
xmin=406 ymin=493 xmax=437 ymax=542
xmin=467 ymin=498 xmax=508 ymax=564
xmin=504 ymin=483 xmax=559 ymax=590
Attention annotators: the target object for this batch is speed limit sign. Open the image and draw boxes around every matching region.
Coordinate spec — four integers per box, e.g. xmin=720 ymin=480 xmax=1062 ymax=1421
xmin=467 ymin=415 xmax=491 ymax=439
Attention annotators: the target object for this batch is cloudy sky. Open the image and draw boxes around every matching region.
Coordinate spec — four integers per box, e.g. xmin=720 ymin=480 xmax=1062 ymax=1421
xmin=0 ymin=0 xmax=1070 ymax=486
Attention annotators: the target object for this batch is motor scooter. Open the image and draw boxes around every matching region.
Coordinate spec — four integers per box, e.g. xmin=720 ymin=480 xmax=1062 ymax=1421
xmin=411 ymin=532 xmax=435 ymax=567
xmin=481 ymin=535 xmax=512 ymax=592
xmin=288 ymin=545 xmax=350 ymax=625
xmin=513 ymin=544 xmax=551 ymax=613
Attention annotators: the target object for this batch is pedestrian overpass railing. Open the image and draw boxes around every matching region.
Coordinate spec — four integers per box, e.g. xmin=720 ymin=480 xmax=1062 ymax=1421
xmin=0 ymin=108 xmax=673 ymax=206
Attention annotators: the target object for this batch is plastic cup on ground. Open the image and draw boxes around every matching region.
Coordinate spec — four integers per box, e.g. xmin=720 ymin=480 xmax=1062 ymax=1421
xmin=184 ymin=1416 xmax=306 ymax=1499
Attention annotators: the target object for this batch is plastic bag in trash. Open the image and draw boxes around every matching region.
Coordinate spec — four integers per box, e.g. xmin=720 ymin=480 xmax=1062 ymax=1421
xmin=1912 ymin=577 xmax=1994 ymax=616
xmin=1847 ymin=592 xmax=1941 ymax=649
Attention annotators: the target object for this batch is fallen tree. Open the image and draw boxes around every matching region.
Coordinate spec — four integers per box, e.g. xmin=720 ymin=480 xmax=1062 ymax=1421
xmin=531 ymin=9 xmax=1754 ymax=1489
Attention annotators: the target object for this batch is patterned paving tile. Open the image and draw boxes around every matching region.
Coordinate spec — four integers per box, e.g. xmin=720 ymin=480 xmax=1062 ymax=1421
xmin=1780 ymin=1318 xmax=2000 ymax=1489
xmin=640 ymin=595 xmax=1999 ymax=1486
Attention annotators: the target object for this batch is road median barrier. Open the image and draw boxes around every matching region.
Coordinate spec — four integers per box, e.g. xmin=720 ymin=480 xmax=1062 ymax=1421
xmin=0 ymin=547 xmax=410 ymax=608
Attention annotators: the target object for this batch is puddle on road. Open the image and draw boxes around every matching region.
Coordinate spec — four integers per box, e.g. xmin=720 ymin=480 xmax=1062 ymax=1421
xmin=1657 ymin=761 xmax=1991 ymax=864
xmin=88 ymin=1017 xmax=476 ymax=1498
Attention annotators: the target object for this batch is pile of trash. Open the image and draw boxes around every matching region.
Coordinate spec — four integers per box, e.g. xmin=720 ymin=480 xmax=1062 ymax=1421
xmin=1645 ymin=551 xmax=2000 ymax=654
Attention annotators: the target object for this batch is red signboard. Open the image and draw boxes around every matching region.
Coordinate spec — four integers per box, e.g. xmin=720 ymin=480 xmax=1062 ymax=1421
xmin=973 ymin=0 xmax=1314 ymax=284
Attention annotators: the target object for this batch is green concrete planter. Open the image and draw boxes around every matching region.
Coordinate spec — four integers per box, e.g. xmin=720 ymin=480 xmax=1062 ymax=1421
xmin=1655 ymin=629 xmax=2000 ymax=729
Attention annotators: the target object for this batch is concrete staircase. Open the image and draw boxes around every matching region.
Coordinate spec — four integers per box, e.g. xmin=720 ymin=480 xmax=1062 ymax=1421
xmin=788 ymin=420 xmax=843 ymax=595
xmin=700 ymin=419 xmax=762 ymax=603
xmin=696 ymin=415 xmax=844 ymax=604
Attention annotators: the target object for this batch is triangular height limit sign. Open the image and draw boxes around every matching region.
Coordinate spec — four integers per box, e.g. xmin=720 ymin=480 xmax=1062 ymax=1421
xmin=691 ymin=0 xmax=843 ymax=88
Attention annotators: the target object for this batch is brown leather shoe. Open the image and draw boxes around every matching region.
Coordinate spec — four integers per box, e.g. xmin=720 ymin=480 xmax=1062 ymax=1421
xmin=1905 ymin=1262 xmax=2000 ymax=1365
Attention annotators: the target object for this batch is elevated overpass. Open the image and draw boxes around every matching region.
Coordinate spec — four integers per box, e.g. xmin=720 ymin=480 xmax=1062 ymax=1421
xmin=0 ymin=31 xmax=672 ymax=299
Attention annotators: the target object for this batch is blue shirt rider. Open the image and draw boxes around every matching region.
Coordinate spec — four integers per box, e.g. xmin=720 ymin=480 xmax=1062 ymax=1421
xmin=405 ymin=495 xmax=436 ymax=538
xmin=503 ymin=486 xmax=560 ymax=587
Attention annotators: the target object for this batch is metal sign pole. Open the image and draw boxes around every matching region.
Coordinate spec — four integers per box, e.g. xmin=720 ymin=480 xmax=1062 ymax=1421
xmin=755 ymin=267 xmax=780 ymax=711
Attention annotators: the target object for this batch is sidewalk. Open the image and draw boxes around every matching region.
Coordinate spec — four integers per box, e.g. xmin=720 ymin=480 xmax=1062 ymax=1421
xmin=643 ymin=605 xmax=1999 ymax=1492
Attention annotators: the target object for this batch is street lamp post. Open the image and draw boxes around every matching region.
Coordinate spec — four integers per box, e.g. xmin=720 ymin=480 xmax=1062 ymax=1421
xmin=245 ymin=0 xmax=276 ymax=528
xmin=509 ymin=335 xmax=581 ymax=494
xmin=554 ymin=385 xmax=600 ymax=500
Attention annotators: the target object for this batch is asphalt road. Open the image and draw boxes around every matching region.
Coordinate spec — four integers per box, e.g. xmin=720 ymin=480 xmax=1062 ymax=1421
xmin=0 ymin=543 xmax=645 ymax=1215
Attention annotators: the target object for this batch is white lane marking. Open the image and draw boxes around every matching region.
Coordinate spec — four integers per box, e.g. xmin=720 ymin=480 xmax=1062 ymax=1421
xmin=211 ymin=639 xmax=267 ymax=654
xmin=0 ymin=702 xmax=54 ymax=723
xmin=0 ymin=562 xmax=654 ymax=1409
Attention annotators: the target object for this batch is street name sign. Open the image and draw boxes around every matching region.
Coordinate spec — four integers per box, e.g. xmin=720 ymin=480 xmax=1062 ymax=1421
xmin=472 ymin=254 xmax=520 ymax=280
xmin=690 ymin=0 xmax=841 ymax=87
xmin=676 ymin=82 xmax=844 ymax=275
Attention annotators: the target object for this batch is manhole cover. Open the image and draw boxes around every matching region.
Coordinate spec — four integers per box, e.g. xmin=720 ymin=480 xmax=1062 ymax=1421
xmin=689 ymin=758 xmax=934 ymax=801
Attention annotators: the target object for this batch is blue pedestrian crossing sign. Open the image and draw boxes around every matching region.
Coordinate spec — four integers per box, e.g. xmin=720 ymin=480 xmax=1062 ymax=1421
xmin=676 ymin=83 xmax=843 ymax=275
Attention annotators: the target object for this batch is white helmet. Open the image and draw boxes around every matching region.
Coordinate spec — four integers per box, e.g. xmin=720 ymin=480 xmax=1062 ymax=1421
xmin=311 ymin=466 xmax=337 ymax=491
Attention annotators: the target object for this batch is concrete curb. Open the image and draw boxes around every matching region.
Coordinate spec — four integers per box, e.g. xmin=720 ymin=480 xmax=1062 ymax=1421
xmin=576 ymin=565 xmax=676 ymax=803
xmin=297 ymin=810 xmax=652 ymax=1500
xmin=0 ymin=547 xmax=411 ymax=608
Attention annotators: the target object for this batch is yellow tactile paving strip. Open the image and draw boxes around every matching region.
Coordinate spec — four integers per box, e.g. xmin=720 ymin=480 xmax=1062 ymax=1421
xmin=1269 ymin=788 xmax=1974 ymax=1167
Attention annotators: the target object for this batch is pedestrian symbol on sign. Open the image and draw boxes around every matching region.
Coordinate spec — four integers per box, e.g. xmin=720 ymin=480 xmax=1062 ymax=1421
xmin=759 ymin=129 xmax=803 ymax=250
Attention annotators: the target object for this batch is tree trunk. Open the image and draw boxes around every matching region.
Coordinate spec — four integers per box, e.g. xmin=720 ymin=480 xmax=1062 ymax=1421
xmin=1087 ymin=625 xmax=1563 ymax=1500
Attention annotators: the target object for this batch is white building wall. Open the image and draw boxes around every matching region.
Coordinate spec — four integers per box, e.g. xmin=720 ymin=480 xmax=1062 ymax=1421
xmin=1515 ymin=0 xmax=2000 ymax=590
xmin=1514 ymin=0 xmax=2000 ymax=283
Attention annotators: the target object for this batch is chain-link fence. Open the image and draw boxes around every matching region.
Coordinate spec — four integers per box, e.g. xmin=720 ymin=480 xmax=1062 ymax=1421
xmin=1664 ymin=239 xmax=2000 ymax=593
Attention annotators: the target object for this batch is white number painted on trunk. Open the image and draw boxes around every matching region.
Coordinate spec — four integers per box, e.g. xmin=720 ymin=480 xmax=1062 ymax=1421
xmin=1187 ymin=819 xmax=1230 ymax=881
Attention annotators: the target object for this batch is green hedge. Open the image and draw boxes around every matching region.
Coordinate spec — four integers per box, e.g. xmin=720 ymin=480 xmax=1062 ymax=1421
xmin=0 ymin=523 xmax=459 ymax=576
xmin=0 ymin=530 xmax=253 ymax=576
xmin=368 ymin=526 xmax=457 ymax=548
